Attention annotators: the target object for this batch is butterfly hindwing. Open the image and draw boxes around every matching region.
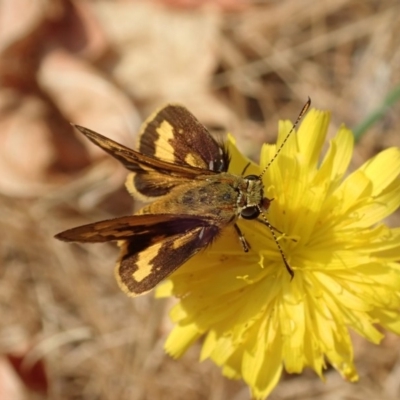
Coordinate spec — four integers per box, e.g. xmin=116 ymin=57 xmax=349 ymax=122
xmin=116 ymin=223 xmax=220 ymax=296
xmin=125 ymin=169 xmax=193 ymax=201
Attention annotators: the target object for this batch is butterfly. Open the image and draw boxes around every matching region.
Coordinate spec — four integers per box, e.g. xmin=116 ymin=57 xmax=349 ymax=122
xmin=55 ymin=101 xmax=310 ymax=296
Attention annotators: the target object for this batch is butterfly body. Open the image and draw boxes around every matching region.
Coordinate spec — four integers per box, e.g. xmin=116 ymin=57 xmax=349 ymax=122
xmin=137 ymin=172 xmax=265 ymax=221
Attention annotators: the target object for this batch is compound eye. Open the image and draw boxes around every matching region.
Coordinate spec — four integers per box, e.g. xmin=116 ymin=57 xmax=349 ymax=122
xmin=241 ymin=206 xmax=260 ymax=220
xmin=245 ymin=174 xmax=259 ymax=181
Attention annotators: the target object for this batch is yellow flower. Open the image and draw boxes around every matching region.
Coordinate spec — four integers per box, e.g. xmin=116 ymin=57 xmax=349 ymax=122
xmin=156 ymin=109 xmax=400 ymax=399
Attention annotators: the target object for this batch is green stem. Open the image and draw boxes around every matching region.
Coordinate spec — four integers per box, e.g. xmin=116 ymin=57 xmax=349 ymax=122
xmin=352 ymin=85 xmax=400 ymax=141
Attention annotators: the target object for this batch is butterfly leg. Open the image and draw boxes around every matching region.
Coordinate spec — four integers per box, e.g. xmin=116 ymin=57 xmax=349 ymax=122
xmin=234 ymin=223 xmax=250 ymax=252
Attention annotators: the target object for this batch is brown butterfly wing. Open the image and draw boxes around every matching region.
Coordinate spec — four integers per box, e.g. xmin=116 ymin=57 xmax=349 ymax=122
xmin=73 ymin=122 xmax=225 ymax=202
xmin=116 ymin=222 xmax=220 ymax=296
xmin=72 ymin=124 xmax=213 ymax=177
xmin=127 ymin=105 xmax=231 ymax=200
xmin=55 ymin=213 xmax=219 ymax=296
xmin=55 ymin=214 xmax=213 ymax=242
xmin=137 ymin=104 xmax=230 ymax=171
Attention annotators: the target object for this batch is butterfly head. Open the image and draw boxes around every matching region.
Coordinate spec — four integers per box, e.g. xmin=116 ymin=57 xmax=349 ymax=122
xmin=238 ymin=174 xmax=271 ymax=220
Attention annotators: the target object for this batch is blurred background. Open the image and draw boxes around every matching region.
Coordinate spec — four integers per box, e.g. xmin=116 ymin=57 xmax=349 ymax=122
xmin=1 ymin=0 xmax=399 ymax=399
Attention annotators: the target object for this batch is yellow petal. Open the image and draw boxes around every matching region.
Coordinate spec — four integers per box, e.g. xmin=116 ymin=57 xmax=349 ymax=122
xmin=360 ymin=147 xmax=400 ymax=195
xmin=296 ymin=109 xmax=331 ymax=169
xmin=164 ymin=323 xmax=202 ymax=358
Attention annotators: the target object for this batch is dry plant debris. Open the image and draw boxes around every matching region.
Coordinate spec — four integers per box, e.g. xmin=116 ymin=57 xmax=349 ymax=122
xmin=0 ymin=0 xmax=399 ymax=399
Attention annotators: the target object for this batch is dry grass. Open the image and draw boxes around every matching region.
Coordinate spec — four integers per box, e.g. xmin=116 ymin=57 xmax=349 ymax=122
xmin=1 ymin=0 xmax=400 ymax=399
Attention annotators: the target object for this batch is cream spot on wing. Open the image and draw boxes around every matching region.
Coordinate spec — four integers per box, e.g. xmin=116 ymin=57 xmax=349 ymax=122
xmin=155 ymin=120 xmax=175 ymax=162
xmin=171 ymin=228 xmax=200 ymax=250
xmin=184 ymin=153 xmax=198 ymax=167
xmin=132 ymin=242 xmax=163 ymax=282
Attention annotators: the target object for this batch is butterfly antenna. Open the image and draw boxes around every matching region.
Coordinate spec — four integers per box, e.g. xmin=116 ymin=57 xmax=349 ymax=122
xmin=256 ymin=98 xmax=311 ymax=278
xmin=259 ymin=98 xmax=311 ymax=179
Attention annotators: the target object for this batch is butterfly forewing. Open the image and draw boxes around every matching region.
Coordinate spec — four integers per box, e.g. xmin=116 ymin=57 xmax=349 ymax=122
xmin=138 ymin=105 xmax=229 ymax=171
xmin=55 ymin=214 xmax=213 ymax=242
xmin=72 ymin=124 xmax=213 ymax=178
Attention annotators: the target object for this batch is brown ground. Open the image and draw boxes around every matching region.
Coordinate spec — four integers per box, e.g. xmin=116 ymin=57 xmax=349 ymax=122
xmin=1 ymin=0 xmax=400 ymax=399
